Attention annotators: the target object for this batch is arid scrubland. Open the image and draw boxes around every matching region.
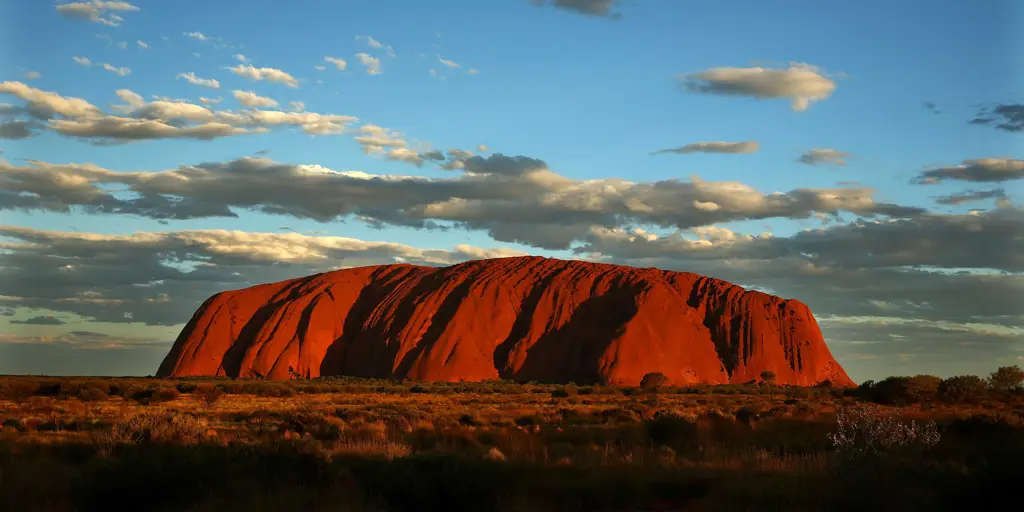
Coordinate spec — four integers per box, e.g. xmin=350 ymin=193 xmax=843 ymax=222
xmin=1 ymin=370 xmax=1022 ymax=511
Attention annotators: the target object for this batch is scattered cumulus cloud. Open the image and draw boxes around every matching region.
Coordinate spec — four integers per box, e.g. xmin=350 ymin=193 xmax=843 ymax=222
xmin=356 ymin=35 xmax=396 ymax=57
xmin=0 ymin=81 xmax=356 ymax=143
xmin=530 ymin=0 xmax=623 ymax=19
xmin=137 ymin=40 xmax=149 ymax=49
xmin=914 ymin=158 xmax=1024 ymax=184
xmin=0 ymin=120 xmax=37 ymax=140
xmin=354 ymin=53 xmax=382 ymax=75
xmin=324 ymin=56 xmax=347 ymax=71
xmin=934 ymin=188 xmax=1007 ymax=206
xmin=678 ymin=63 xmax=839 ymax=111
xmin=228 ymin=64 xmax=300 ymax=88
xmin=438 ymin=56 xmax=460 ymax=68
xmin=11 ymin=315 xmax=66 ymax=325
xmin=0 ymin=153 xmax=927 ymax=250
xmin=101 ymin=63 xmax=131 ymax=76
xmin=232 ymin=90 xmax=278 ymax=108
xmin=652 ymin=141 xmax=759 ymax=155
xmin=56 ymin=1 xmax=139 ymax=27
xmin=0 ymin=225 xmax=526 ymax=325
xmin=176 ymin=72 xmax=220 ymax=89
xmin=72 ymin=56 xmax=92 ymax=67
xmin=970 ymin=104 xmax=1024 ymax=133
xmin=798 ymin=149 xmax=855 ymax=166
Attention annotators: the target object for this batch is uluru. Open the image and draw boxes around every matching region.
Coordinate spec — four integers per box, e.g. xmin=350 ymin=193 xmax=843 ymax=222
xmin=157 ymin=256 xmax=854 ymax=387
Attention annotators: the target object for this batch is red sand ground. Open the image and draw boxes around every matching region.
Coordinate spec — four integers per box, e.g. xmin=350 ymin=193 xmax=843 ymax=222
xmin=157 ymin=256 xmax=853 ymax=386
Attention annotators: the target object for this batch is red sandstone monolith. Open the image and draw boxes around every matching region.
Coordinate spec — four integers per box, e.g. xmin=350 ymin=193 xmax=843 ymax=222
xmin=156 ymin=256 xmax=854 ymax=386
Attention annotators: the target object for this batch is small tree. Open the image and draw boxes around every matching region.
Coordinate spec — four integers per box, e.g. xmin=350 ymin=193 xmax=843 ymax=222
xmin=640 ymin=372 xmax=669 ymax=391
xmin=193 ymin=384 xmax=224 ymax=407
xmin=988 ymin=365 xmax=1024 ymax=393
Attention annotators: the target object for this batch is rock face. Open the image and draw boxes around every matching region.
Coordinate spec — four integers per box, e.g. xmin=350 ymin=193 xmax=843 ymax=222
xmin=157 ymin=256 xmax=854 ymax=386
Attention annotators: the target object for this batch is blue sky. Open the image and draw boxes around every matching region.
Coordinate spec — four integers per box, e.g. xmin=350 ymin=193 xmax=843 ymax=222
xmin=1 ymin=0 xmax=1021 ymax=381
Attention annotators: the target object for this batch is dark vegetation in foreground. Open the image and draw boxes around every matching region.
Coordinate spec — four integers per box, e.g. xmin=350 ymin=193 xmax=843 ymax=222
xmin=1 ymin=366 xmax=1022 ymax=511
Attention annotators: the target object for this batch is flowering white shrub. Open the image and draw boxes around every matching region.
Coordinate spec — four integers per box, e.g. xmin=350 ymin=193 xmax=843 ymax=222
xmin=828 ymin=406 xmax=940 ymax=458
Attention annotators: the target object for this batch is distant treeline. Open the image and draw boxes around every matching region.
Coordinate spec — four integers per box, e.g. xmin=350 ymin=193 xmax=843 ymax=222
xmin=1 ymin=365 xmax=1021 ymax=405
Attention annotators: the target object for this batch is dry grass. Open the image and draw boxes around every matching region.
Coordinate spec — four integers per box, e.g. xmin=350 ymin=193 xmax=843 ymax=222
xmin=0 ymin=375 xmax=1022 ymax=511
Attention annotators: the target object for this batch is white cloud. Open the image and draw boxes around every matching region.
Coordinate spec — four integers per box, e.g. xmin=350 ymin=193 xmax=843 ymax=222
xmin=653 ymin=141 xmax=760 ymax=155
xmin=0 ymin=153 xmax=927 ymax=250
xmin=438 ymin=56 xmax=460 ymax=68
xmin=0 ymin=81 xmax=103 ymax=118
xmin=56 ymin=1 xmax=139 ymax=27
xmin=915 ymin=158 xmax=1024 ymax=184
xmin=72 ymin=56 xmax=92 ymax=67
xmin=356 ymin=35 xmax=396 ymax=57
xmin=233 ymin=53 xmax=249 ymax=63
xmin=678 ymin=63 xmax=839 ymax=111
xmin=314 ymin=65 xmax=326 ymax=71
xmin=466 ymin=68 xmax=480 ymax=75
xmin=232 ymin=89 xmax=278 ymax=108
xmin=354 ymin=53 xmax=382 ymax=75
xmin=0 ymin=225 xmax=525 ymax=325
xmin=176 ymin=72 xmax=220 ymax=89
xmin=0 ymin=82 xmax=356 ymax=142
xmin=198 ymin=96 xmax=222 ymax=105
xmin=288 ymin=101 xmax=305 ymax=112
xmin=798 ymin=149 xmax=854 ymax=166
xmin=183 ymin=31 xmax=209 ymax=41
xmin=137 ymin=40 xmax=149 ymax=49
xmin=117 ymin=41 xmax=127 ymax=49
xmin=23 ymin=71 xmax=41 ymax=80
xmin=531 ymin=0 xmax=621 ymax=18
xmin=324 ymin=56 xmax=347 ymax=71
xmin=934 ymin=189 xmax=1007 ymax=206
xmin=228 ymin=64 xmax=300 ymax=88
xmin=102 ymin=63 xmax=131 ymax=76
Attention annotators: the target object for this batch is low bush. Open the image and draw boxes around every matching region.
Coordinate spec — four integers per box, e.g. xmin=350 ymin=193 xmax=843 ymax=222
xmin=152 ymin=387 xmax=181 ymax=403
xmin=77 ymin=388 xmax=109 ymax=402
